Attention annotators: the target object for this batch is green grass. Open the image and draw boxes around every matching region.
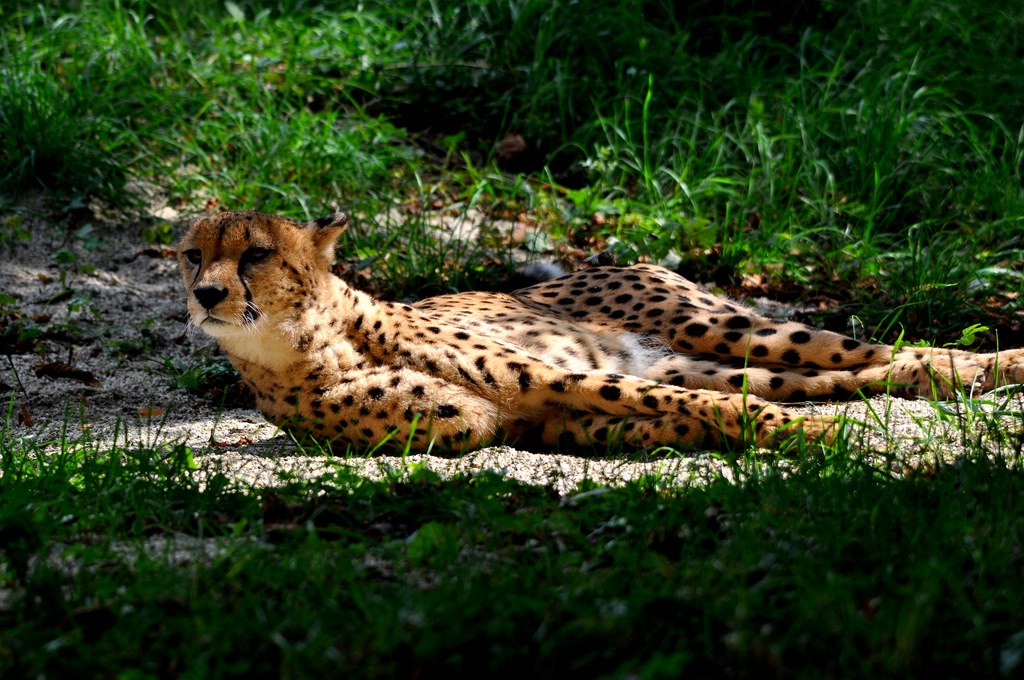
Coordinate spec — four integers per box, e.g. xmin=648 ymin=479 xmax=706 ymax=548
xmin=2 ymin=0 xmax=1022 ymax=336
xmin=3 ymin=431 xmax=1024 ymax=678
xmin=3 ymin=0 xmax=1024 ymax=675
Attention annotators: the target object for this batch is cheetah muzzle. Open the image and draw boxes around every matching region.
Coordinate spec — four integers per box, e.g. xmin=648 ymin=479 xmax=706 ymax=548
xmin=177 ymin=210 xmax=1024 ymax=453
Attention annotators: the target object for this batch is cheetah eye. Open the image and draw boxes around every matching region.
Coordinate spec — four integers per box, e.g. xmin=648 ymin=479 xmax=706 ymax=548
xmin=241 ymin=247 xmax=272 ymax=266
xmin=184 ymin=248 xmax=202 ymax=265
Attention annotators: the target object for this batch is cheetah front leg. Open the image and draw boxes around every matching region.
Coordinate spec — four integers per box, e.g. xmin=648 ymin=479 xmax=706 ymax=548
xmin=260 ymin=367 xmax=503 ymax=453
xmin=518 ymin=372 xmax=838 ymax=449
xmin=895 ymin=347 xmax=1024 ymax=394
xmin=983 ymin=348 xmax=1024 ymax=387
xmin=526 ymin=409 xmax=834 ymax=451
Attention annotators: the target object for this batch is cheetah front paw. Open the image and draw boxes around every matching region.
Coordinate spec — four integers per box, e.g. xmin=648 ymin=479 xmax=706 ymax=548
xmin=983 ymin=348 xmax=1024 ymax=389
xmin=867 ymin=354 xmax=986 ymax=399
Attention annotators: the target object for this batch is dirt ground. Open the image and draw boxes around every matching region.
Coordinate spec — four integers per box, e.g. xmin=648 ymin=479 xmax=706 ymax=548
xmin=3 ymin=200 xmax=1023 ymax=493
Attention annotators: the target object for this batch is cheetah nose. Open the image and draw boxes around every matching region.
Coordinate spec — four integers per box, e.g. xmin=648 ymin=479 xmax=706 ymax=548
xmin=193 ymin=286 xmax=228 ymax=310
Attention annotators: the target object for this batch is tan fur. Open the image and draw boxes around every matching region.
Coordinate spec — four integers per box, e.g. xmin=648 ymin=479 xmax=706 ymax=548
xmin=178 ymin=211 xmax=1024 ymax=453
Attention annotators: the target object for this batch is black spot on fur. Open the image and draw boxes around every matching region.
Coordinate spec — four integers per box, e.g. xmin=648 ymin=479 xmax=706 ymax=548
xmin=437 ymin=404 xmax=459 ymax=418
xmin=789 ymin=330 xmax=812 ymax=344
xmin=726 ymin=316 xmax=751 ymax=329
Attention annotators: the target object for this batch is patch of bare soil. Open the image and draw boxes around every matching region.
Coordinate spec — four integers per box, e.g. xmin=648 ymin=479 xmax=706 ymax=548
xmin=2 ymin=200 xmax=1022 ymax=493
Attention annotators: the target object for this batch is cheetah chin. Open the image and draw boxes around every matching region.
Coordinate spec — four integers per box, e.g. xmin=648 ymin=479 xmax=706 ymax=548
xmin=178 ymin=210 xmax=1024 ymax=454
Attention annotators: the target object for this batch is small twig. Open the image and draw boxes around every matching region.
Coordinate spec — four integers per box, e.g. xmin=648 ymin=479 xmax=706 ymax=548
xmin=6 ymin=355 xmax=29 ymax=397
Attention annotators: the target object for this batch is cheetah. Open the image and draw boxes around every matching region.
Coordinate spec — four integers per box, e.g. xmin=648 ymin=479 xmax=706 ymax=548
xmin=177 ymin=210 xmax=1024 ymax=453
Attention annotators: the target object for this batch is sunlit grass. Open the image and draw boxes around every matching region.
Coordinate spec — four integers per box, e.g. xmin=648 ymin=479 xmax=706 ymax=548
xmin=2 ymin=0 xmax=1020 ymax=339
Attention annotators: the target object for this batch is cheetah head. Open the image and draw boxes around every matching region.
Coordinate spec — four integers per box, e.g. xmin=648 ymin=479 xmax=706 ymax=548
xmin=177 ymin=210 xmax=348 ymax=338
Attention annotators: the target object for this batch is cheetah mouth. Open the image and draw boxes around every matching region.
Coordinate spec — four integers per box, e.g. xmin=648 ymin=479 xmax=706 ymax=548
xmin=194 ymin=307 xmax=261 ymax=328
xmin=192 ymin=308 xmax=237 ymax=327
xmin=195 ymin=313 xmax=227 ymax=327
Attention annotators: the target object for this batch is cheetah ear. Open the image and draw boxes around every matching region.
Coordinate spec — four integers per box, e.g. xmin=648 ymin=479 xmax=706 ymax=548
xmin=307 ymin=212 xmax=350 ymax=231
xmin=304 ymin=212 xmax=349 ymax=262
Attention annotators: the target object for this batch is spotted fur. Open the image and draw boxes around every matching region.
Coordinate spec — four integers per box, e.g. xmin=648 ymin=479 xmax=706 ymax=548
xmin=178 ymin=211 xmax=1024 ymax=453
